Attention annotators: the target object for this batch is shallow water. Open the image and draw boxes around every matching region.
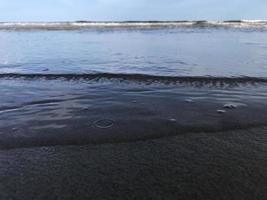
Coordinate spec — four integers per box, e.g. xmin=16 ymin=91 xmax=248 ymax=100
xmin=1 ymin=28 xmax=267 ymax=77
xmin=1 ymin=27 xmax=267 ymax=149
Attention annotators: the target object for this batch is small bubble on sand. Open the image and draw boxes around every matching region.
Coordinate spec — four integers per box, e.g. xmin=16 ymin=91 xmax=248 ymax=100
xmin=94 ymin=119 xmax=114 ymax=129
xmin=82 ymin=107 xmax=90 ymax=111
xmin=169 ymin=118 xmax=177 ymax=122
xmin=223 ymin=103 xmax=237 ymax=109
xmin=217 ymin=110 xmax=226 ymax=114
xmin=185 ymin=99 xmax=194 ymax=103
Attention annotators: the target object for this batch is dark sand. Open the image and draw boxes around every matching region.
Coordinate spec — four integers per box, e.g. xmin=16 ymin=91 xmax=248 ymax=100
xmin=1 ymin=127 xmax=267 ymax=200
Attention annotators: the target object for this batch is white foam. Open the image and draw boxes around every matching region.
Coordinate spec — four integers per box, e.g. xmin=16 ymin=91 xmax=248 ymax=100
xmin=1 ymin=21 xmax=267 ymax=30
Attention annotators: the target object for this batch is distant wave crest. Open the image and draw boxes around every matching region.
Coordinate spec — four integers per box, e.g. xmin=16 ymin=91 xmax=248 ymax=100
xmin=1 ymin=20 xmax=267 ymax=30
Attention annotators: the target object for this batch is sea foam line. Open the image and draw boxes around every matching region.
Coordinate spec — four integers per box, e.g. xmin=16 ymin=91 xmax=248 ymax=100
xmin=0 ymin=20 xmax=267 ymax=30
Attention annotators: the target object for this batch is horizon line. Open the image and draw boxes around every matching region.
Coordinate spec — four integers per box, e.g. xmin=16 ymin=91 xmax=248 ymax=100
xmin=0 ymin=19 xmax=267 ymax=23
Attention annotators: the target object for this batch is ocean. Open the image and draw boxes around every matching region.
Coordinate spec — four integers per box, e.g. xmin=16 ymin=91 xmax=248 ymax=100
xmin=1 ymin=22 xmax=267 ymax=149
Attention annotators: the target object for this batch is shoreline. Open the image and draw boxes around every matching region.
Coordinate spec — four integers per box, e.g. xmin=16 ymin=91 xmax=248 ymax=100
xmin=1 ymin=77 xmax=267 ymax=150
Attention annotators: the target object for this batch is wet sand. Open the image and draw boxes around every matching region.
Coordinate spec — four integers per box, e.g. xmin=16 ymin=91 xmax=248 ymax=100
xmin=2 ymin=78 xmax=267 ymax=150
xmin=1 ymin=127 xmax=267 ymax=200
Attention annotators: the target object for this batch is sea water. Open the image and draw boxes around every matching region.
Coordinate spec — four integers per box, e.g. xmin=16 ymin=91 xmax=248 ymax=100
xmin=1 ymin=24 xmax=267 ymax=148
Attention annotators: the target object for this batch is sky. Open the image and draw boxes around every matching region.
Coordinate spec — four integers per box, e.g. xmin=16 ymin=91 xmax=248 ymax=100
xmin=0 ymin=0 xmax=266 ymax=21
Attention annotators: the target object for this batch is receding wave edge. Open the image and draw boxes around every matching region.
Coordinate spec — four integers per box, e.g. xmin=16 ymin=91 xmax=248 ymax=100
xmin=1 ymin=73 xmax=267 ymax=83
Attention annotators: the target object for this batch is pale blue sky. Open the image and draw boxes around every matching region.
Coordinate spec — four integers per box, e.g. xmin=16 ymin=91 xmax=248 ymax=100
xmin=0 ymin=0 xmax=266 ymax=21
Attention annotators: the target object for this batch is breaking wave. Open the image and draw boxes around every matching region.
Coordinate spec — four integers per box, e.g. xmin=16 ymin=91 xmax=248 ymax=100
xmin=1 ymin=20 xmax=267 ymax=30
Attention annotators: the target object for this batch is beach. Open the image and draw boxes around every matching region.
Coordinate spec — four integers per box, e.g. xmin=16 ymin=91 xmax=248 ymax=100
xmin=1 ymin=127 xmax=267 ymax=199
xmin=1 ymin=25 xmax=267 ymax=199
